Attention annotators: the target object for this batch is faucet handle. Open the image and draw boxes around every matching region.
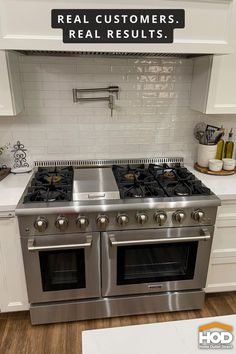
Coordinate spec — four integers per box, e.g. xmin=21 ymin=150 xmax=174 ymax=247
xmin=108 ymin=94 xmax=114 ymax=117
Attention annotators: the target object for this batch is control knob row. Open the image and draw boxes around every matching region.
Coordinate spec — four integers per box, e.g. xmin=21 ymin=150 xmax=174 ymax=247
xmin=33 ymin=209 xmax=205 ymax=232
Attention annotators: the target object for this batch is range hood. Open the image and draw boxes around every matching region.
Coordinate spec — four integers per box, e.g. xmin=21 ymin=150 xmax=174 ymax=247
xmin=0 ymin=1 xmax=234 ymax=55
xmin=16 ymin=50 xmax=201 ymax=59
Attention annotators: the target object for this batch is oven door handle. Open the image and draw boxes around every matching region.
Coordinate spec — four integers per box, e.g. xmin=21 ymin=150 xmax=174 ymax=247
xmin=108 ymin=228 xmax=211 ymax=247
xmin=27 ymin=236 xmax=92 ymax=252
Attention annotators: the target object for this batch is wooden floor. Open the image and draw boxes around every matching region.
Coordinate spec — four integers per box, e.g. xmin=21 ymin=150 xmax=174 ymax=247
xmin=0 ymin=292 xmax=236 ymax=354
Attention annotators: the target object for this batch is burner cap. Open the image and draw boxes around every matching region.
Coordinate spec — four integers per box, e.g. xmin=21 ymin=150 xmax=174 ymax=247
xmin=124 ymin=186 xmax=143 ymax=198
xmin=174 ymin=185 xmax=190 ymax=196
xmin=163 ymin=171 xmax=175 ymax=179
xmin=124 ymin=173 xmax=139 ymax=181
xmin=41 ymin=190 xmax=63 ymax=202
xmin=45 ymin=175 xmax=62 ymax=184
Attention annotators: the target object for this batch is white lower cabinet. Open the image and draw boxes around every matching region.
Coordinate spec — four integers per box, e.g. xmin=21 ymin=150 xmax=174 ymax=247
xmin=0 ymin=212 xmax=29 ymax=312
xmin=206 ymin=200 xmax=236 ymax=293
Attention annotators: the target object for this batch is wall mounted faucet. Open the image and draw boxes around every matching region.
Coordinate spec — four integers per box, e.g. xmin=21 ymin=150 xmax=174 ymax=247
xmin=72 ymin=86 xmax=119 ymax=117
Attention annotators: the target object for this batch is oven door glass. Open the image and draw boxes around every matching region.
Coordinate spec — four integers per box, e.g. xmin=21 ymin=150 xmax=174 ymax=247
xmin=117 ymin=241 xmax=198 ymax=285
xmin=39 ymin=249 xmax=86 ymax=291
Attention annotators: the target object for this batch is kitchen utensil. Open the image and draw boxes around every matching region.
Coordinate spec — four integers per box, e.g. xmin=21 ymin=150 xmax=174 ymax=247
xmin=208 ymin=159 xmax=223 ymax=172
xmin=194 ymin=122 xmax=207 ymax=142
xmin=197 ymin=143 xmax=217 ymax=167
xmin=211 ymin=131 xmax=224 ymax=145
xmin=206 ymin=124 xmax=220 ymax=132
xmin=222 ymin=158 xmax=236 ymax=171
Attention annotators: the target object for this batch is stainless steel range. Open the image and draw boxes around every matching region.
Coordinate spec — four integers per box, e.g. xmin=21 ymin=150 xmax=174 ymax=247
xmin=16 ymin=157 xmax=220 ymax=325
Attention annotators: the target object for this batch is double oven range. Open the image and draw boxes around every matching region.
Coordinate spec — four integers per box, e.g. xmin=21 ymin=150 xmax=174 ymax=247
xmin=16 ymin=158 xmax=220 ymax=325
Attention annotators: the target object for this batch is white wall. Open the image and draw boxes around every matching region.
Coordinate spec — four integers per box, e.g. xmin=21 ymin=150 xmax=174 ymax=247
xmin=0 ymin=55 xmax=217 ymax=165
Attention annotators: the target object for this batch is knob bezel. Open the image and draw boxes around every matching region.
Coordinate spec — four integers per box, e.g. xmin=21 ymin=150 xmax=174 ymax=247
xmin=136 ymin=212 xmax=148 ymax=225
xmin=172 ymin=210 xmax=186 ymax=224
xmin=192 ymin=209 xmax=205 ymax=222
xmin=76 ymin=215 xmax=89 ymax=230
xmin=96 ymin=215 xmax=109 ymax=227
xmin=154 ymin=210 xmax=167 ymax=226
xmin=55 ymin=216 xmax=69 ymax=231
xmin=34 ymin=216 xmax=48 ymax=232
xmin=117 ymin=214 xmax=129 ymax=226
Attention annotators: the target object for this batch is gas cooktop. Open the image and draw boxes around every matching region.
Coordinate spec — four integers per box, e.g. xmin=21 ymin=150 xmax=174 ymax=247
xmin=22 ymin=162 xmax=212 ymax=205
xmin=112 ymin=163 xmax=211 ymax=199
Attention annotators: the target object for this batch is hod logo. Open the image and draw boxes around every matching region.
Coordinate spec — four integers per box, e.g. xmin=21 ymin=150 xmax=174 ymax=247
xmin=198 ymin=322 xmax=233 ymax=350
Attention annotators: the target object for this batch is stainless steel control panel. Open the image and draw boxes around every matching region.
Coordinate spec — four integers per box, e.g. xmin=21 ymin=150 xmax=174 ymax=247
xmin=19 ymin=206 xmax=217 ymax=236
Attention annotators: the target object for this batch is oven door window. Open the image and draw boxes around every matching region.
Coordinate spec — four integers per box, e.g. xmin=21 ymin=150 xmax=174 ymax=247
xmin=39 ymin=249 xmax=86 ymax=291
xmin=117 ymin=241 xmax=198 ymax=285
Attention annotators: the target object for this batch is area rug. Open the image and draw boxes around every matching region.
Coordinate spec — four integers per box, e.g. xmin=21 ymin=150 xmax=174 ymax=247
xmin=82 ymin=315 xmax=236 ymax=354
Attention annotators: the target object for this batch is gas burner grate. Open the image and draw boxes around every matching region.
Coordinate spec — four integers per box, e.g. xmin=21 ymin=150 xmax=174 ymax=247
xmin=23 ymin=166 xmax=73 ymax=203
xmin=113 ymin=163 xmax=212 ymax=199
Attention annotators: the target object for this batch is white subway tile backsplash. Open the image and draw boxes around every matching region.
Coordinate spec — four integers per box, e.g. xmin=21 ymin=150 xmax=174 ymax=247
xmin=0 ymin=55 xmax=215 ymax=164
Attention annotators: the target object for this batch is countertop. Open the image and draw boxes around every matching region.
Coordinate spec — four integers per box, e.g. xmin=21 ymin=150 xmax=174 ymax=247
xmin=0 ymin=171 xmax=33 ymax=212
xmin=82 ymin=314 xmax=236 ymax=354
xmin=187 ymin=164 xmax=236 ymax=201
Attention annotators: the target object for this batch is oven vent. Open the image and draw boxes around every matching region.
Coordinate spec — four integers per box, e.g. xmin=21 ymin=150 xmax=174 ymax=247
xmin=34 ymin=157 xmax=184 ymax=168
xmin=16 ymin=50 xmax=200 ymax=59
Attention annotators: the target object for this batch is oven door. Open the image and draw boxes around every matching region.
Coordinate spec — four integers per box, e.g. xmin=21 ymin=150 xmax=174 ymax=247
xmin=21 ymin=232 xmax=100 ymax=303
xmin=102 ymin=226 xmax=213 ymax=297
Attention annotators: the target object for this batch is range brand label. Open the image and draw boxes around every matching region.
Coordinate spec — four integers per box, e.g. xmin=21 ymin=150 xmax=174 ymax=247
xmin=51 ymin=9 xmax=185 ymax=43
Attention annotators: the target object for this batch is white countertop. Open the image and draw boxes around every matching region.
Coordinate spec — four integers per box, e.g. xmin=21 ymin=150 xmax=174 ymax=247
xmin=187 ymin=164 xmax=236 ymax=201
xmin=82 ymin=314 xmax=236 ymax=354
xmin=0 ymin=171 xmax=33 ymax=212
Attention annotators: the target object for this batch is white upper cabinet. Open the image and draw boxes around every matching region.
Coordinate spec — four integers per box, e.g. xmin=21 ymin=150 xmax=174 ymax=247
xmin=0 ymin=50 xmax=24 ymax=116
xmin=189 ymin=0 xmax=236 ymax=114
xmin=0 ymin=0 xmax=235 ymax=54
xmin=190 ymin=52 xmax=236 ymax=114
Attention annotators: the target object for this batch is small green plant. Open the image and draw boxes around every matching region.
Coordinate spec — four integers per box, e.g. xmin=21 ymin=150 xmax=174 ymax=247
xmin=0 ymin=143 xmax=10 ymax=156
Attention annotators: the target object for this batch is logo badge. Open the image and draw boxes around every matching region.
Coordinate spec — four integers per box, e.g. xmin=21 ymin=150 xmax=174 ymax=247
xmin=198 ymin=322 xmax=234 ymax=350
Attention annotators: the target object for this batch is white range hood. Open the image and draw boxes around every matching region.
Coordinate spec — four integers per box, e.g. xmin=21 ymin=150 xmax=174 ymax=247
xmin=0 ymin=0 xmax=235 ymax=54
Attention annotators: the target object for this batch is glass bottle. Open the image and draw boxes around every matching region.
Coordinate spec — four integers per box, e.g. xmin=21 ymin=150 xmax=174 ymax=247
xmin=216 ymin=126 xmax=224 ymax=160
xmin=224 ymin=128 xmax=234 ymax=158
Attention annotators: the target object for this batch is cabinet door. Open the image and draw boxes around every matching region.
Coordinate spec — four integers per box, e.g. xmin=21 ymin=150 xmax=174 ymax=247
xmin=206 ymin=202 xmax=236 ymax=293
xmin=190 ymin=52 xmax=236 ymax=114
xmin=189 ymin=2 xmax=236 ymax=114
xmin=206 ymin=257 xmax=236 ymax=293
xmin=0 ymin=213 xmax=29 ymax=312
xmin=0 ymin=0 xmax=234 ymax=53
xmin=0 ymin=51 xmax=24 ymax=116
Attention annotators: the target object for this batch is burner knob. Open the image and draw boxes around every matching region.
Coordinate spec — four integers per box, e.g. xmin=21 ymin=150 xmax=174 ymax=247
xmin=192 ymin=209 xmax=205 ymax=222
xmin=76 ymin=216 xmax=89 ymax=230
xmin=136 ymin=213 xmax=148 ymax=225
xmin=173 ymin=210 xmax=186 ymax=224
xmin=55 ymin=216 xmax=69 ymax=231
xmin=34 ymin=217 xmax=48 ymax=232
xmin=154 ymin=211 xmax=167 ymax=226
xmin=117 ymin=214 xmax=129 ymax=226
xmin=97 ymin=215 xmax=109 ymax=228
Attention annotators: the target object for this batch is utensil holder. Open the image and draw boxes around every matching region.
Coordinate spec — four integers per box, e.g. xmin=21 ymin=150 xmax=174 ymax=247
xmin=197 ymin=144 xmax=217 ymax=168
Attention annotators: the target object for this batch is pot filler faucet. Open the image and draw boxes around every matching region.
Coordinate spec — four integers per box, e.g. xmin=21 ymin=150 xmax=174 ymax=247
xmin=72 ymin=86 xmax=119 ymax=117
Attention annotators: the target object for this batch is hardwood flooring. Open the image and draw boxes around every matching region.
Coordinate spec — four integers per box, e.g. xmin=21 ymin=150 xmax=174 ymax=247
xmin=0 ymin=292 xmax=236 ymax=354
